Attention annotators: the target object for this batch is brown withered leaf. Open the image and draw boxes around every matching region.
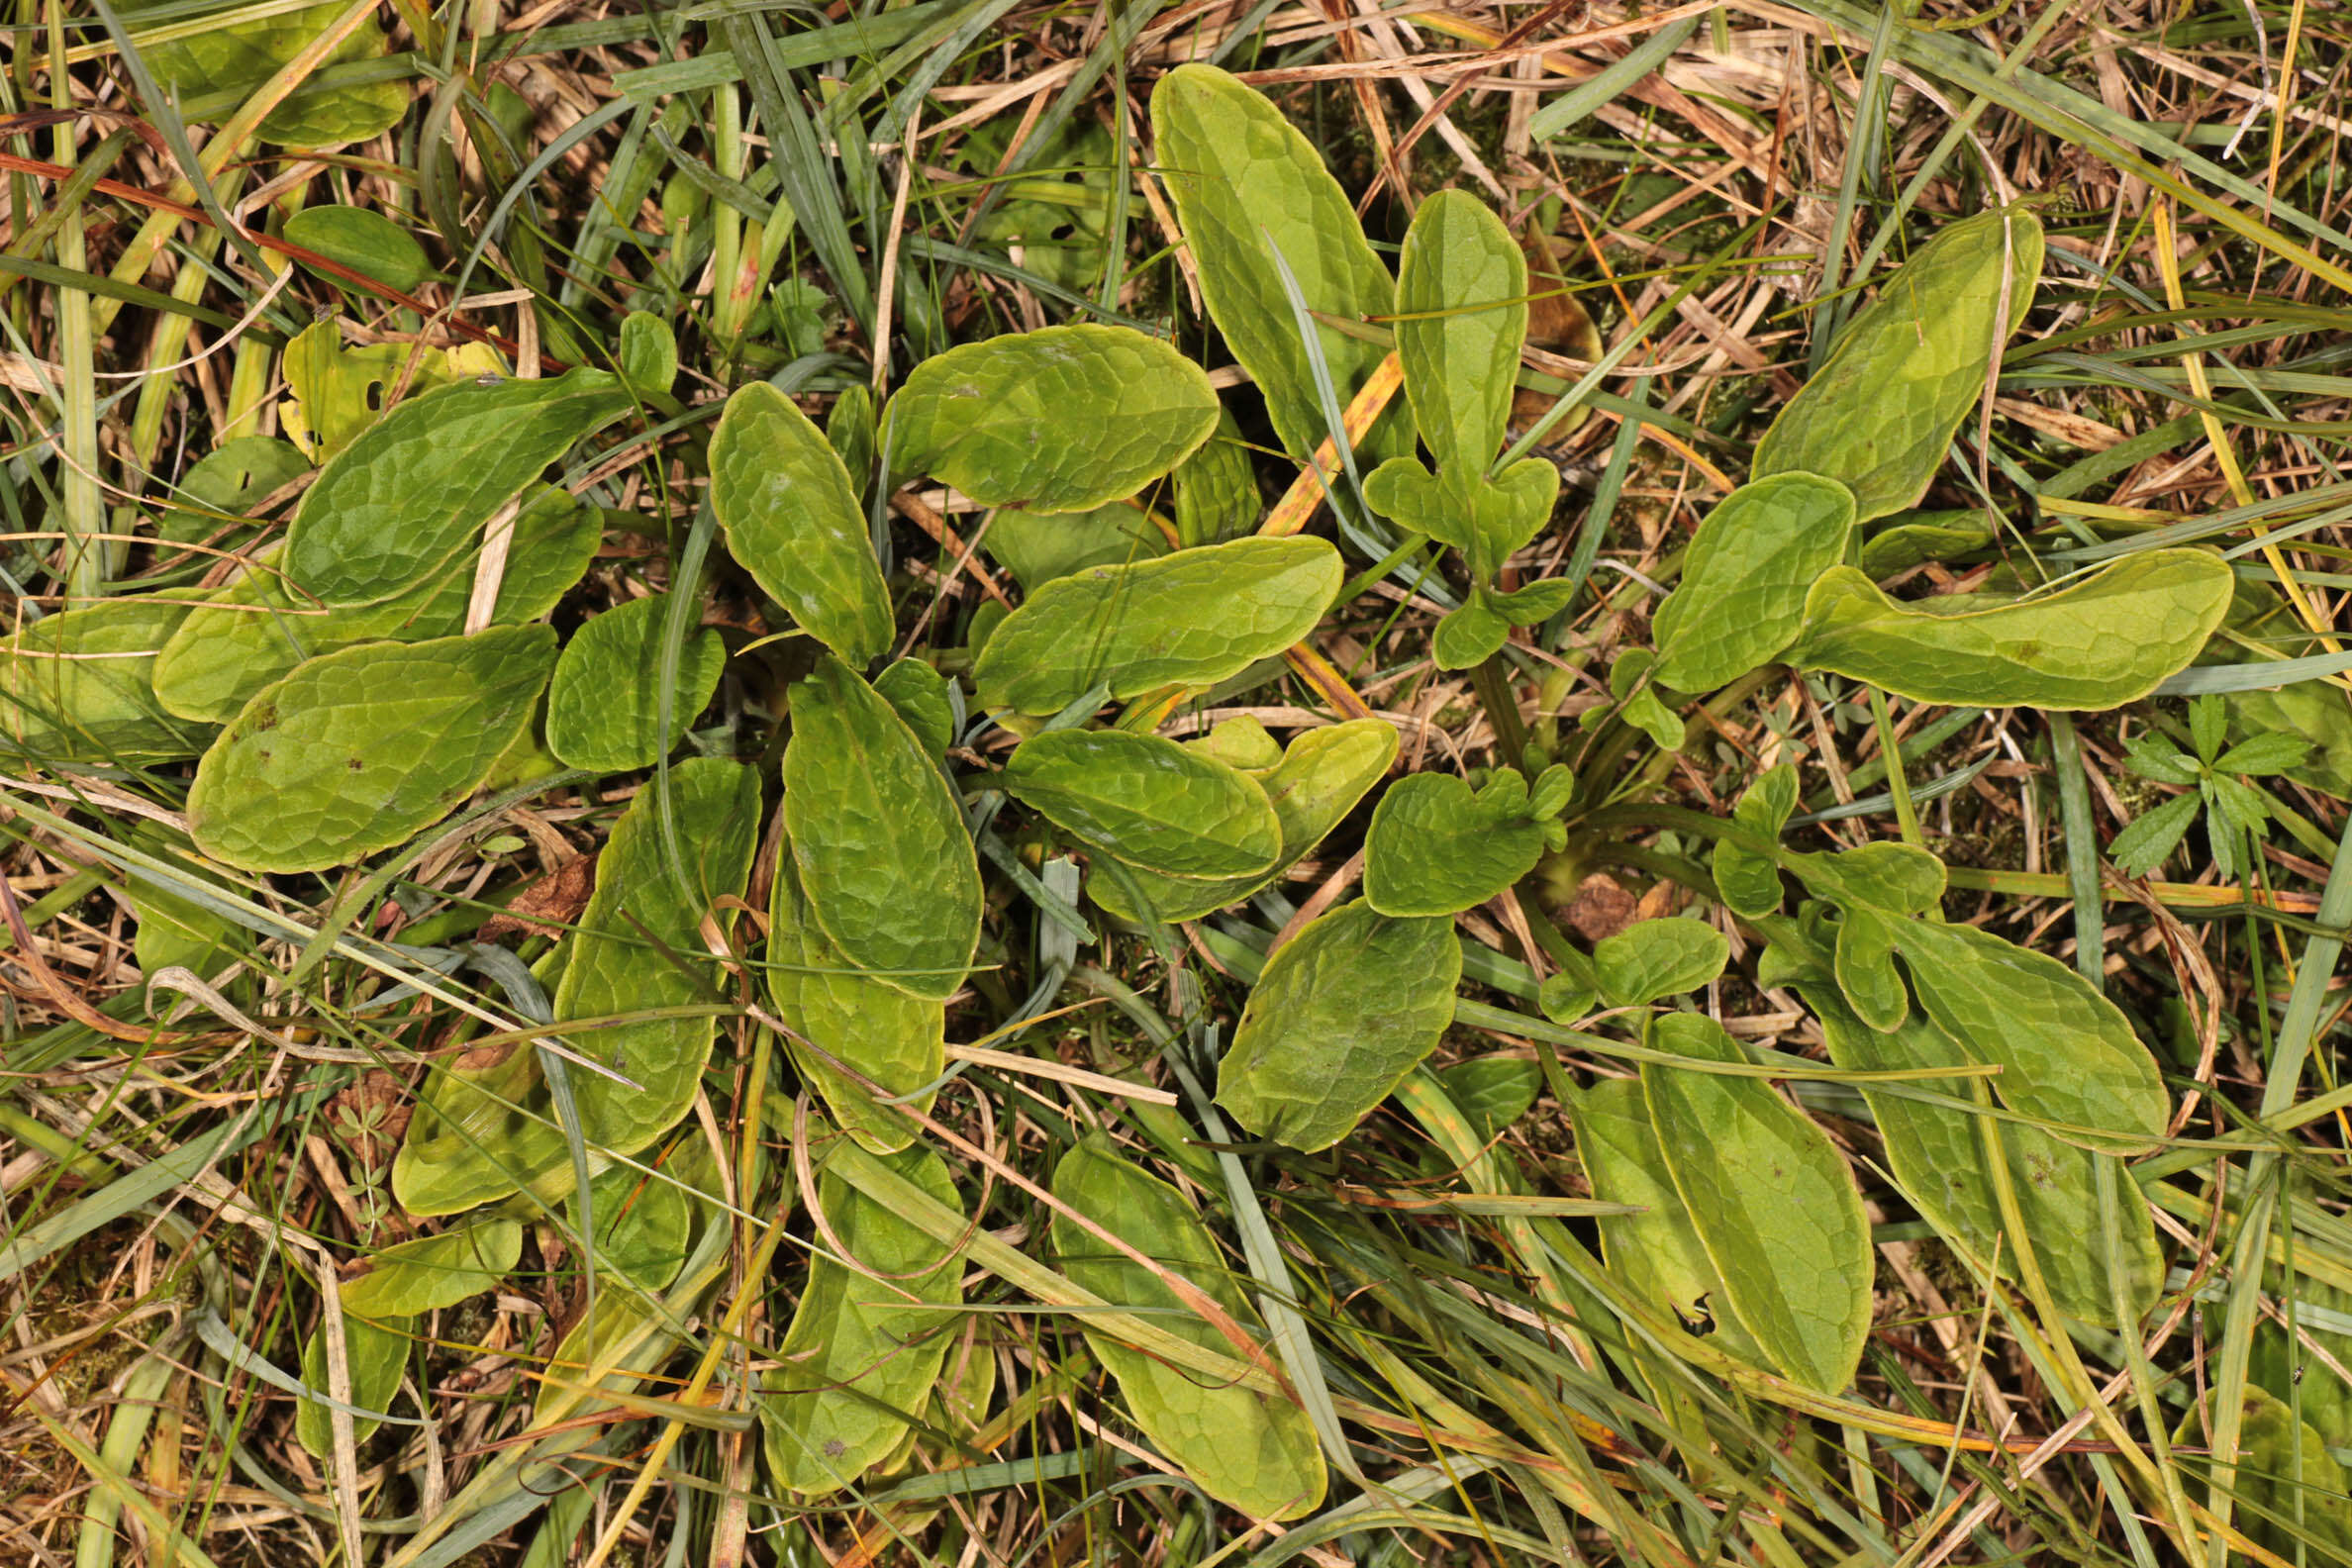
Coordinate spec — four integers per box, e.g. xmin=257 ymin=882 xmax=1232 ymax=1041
xmin=479 ymin=852 xmax=598 ymax=940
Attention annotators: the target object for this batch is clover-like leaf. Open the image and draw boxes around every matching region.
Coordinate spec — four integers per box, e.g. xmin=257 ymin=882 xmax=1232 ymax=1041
xmin=1002 ymin=729 xmax=1281 ymax=880
xmin=1753 ymin=206 xmax=2044 ymax=523
xmin=784 ymin=656 xmax=981 ymax=1000
xmin=972 ymin=536 xmax=1341 ymax=716
xmin=884 ymin=324 xmax=1218 ymax=513
xmin=187 ymin=626 xmax=556 ymax=874
xmin=1792 ymin=548 xmax=2234 ymax=711
xmin=1652 ymin=473 xmax=1857 ymax=693
xmin=1713 ymin=763 xmax=1798 ymax=919
xmin=710 ymin=381 xmax=894 ymax=665
xmin=1150 ymin=62 xmax=1403 ymax=467
xmin=284 ymin=368 xmax=634 ymax=608
xmin=1217 ymin=900 xmax=1460 ymax=1151
xmin=1363 ymin=458 xmax=1559 ymax=579
xmin=545 ymin=594 xmax=727 ymax=774
xmin=1593 ymin=917 xmax=1729 ymax=1008
xmin=1642 ymin=1013 xmax=1872 ymax=1395
xmin=1362 ymin=767 xmax=1564 ymax=917
xmin=1049 ymin=1137 xmax=1326 ymax=1519
xmin=1431 ymin=598 xmax=1511 ymax=671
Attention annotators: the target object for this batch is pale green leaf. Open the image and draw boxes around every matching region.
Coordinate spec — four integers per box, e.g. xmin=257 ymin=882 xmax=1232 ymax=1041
xmin=155 ymin=485 xmax=597 ymax=724
xmin=1593 ymin=917 xmax=1728 ymax=1008
xmin=767 ymin=856 xmax=944 ymax=1154
xmin=545 ymin=595 xmax=727 ymax=773
xmin=871 ymin=657 xmax=954 ymax=757
xmin=982 ymin=500 xmax=1168 ymax=592
xmin=1810 ymin=988 xmax=2164 ymax=1323
xmin=1641 ymin=1013 xmax=1872 ymax=1395
xmin=1394 ymin=188 xmax=1525 ymax=473
xmin=784 ymin=656 xmax=981 ymax=1000
xmin=0 ymin=597 xmax=211 ymax=763
xmin=1049 ymin=1137 xmax=1326 ymax=1519
xmin=584 ymin=1163 xmax=693 ymax=1290
xmin=149 ymin=0 xmax=407 ymax=147
xmin=1753 ymin=207 xmax=2044 ymax=522
xmin=709 ymin=382 xmax=894 ymax=665
xmin=283 ymin=207 xmax=431 ymax=292
xmin=1217 ymin=900 xmax=1460 ymax=1151
xmin=389 ymin=758 xmax=759 ymax=1216
xmin=296 ymin=1313 xmax=409 ymax=1458
xmin=1088 ymin=719 xmax=1397 ymax=924
xmin=1894 ymin=918 xmax=2170 ymax=1153
xmin=186 ymin=626 xmax=556 ymax=874
xmin=1652 ymin=473 xmax=1857 ymax=692
xmin=1792 ymin=548 xmax=2235 ymax=711
xmin=1569 ymin=1078 xmax=1767 ymax=1367
xmin=339 ymin=1220 xmax=522 ymax=1317
xmin=884 ymin=324 xmax=1218 ymax=514
xmin=1858 ymin=508 xmax=1999 ymax=577
xmin=1172 ymin=409 xmax=1260 ymax=545
xmin=1149 ymin=62 xmax=1404 ymax=467
xmin=283 ymin=367 xmax=633 ymax=608
xmin=1438 ymin=1056 xmax=1541 ymax=1141
xmin=972 ymin=536 xmax=1341 ymax=716
xmin=1002 ymin=729 xmax=1281 ymax=880
xmin=760 ymin=1141 xmax=964 ymax=1496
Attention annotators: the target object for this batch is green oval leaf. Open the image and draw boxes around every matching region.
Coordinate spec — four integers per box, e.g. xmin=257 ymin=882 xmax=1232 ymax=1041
xmin=1593 ymin=917 xmax=1729 ymax=1009
xmin=1394 ymin=188 xmax=1525 ymax=473
xmin=1149 ymin=62 xmax=1403 ymax=466
xmin=1753 ymin=207 xmax=2044 ymax=523
xmin=584 ymin=1163 xmax=693 ymax=1290
xmin=1641 ymin=1013 xmax=1872 ymax=1395
xmin=156 ymin=485 xmax=597 ymax=724
xmin=760 ymin=1140 xmax=965 ymax=1497
xmin=1652 ymin=473 xmax=1857 ymax=692
xmin=186 ymin=626 xmax=557 ymax=873
xmin=0 ymin=596 xmax=211 ymax=764
xmin=1217 ymin=900 xmax=1460 ymax=1151
xmin=1893 ymin=918 xmax=2170 ymax=1153
xmin=1569 ymin=1078 xmax=1768 ymax=1368
xmin=1089 ymin=719 xmax=1396 ymax=924
xmin=1792 ymin=548 xmax=2234 ymax=711
xmin=983 ymin=500 xmax=1168 ymax=593
xmin=284 ymin=367 xmax=634 ymax=608
xmin=972 ymin=536 xmax=1342 ymax=716
xmin=1810 ymin=988 xmax=2163 ymax=1323
xmin=1001 ymin=729 xmax=1281 ymax=879
xmin=389 ymin=758 xmax=759 ymax=1216
xmin=340 ymin=1220 xmax=522 ymax=1317
xmin=783 ymin=655 xmax=981 ymax=1000
xmin=296 ymin=1313 xmax=409 ymax=1458
xmin=151 ymin=0 xmax=407 ymax=148
xmin=282 ymin=207 xmax=432 ymax=292
xmin=1049 ymin=1137 xmax=1326 ymax=1519
xmin=767 ymin=856 xmax=945 ymax=1154
xmin=884 ymin=324 xmax=1218 ymax=513
xmin=545 ymin=594 xmax=727 ymax=773
xmin=709 ymin=381 xmax=894 ymax=665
